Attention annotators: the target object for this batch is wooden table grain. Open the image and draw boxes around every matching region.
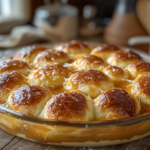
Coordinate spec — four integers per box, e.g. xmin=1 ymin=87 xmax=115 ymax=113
xmin=0 ymin=128 xmax=149 ymax=150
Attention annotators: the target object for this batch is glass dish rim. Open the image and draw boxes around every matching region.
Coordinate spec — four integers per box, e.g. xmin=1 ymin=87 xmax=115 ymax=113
xmin=0 ymin=46 xmax=150 ymax=128
xmin=1 ymin=105 xmax=150 ymax=127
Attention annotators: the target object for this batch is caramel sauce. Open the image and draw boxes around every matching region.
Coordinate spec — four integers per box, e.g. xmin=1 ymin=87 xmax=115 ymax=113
xmin=70 ymin=53 xmax=87 ymax=60
xmin=65 ymin=59 xmax=75 ymax=64
xmin=48 ymin=87 xmax=67 ymax=95
xmin=114 ymin=80 xmax=133 ymax=93
xmin=140 ymin=103 xmax=150 ymax=114
xmin=0 ymin=99 xmax=5 ymax=105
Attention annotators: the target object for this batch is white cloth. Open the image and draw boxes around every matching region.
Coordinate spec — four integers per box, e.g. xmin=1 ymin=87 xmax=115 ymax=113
xmin=0 ymin=25 xmax=48 ymax=48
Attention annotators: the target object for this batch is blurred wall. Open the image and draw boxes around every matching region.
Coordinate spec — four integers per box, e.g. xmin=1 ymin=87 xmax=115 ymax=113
xmin=30 ymin=0 xmax=117 ymax=19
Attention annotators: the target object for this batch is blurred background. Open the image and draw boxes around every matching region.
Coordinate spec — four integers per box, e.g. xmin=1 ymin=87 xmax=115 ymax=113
xmin=0 ymin=0 xmax=149 ymax=52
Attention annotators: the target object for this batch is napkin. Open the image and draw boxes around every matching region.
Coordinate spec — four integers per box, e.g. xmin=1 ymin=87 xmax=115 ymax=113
xmin=0 ymin=25 xmax=48 ymax=48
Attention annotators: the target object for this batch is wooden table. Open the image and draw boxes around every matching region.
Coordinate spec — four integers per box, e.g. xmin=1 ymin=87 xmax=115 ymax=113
xmin=0 ymin=128 xmax=150 ymax=150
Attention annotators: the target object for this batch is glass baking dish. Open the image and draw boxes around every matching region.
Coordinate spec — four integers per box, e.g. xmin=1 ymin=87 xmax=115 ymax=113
xmin=1 ymin=105 xmax=150 ymax=146
xmin=0 ymin=47 xmax=150 ymax=146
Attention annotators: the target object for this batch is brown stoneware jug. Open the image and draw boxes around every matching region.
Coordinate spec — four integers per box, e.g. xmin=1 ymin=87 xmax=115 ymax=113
xmin=104 ymin=0 xmax=149 ymax=52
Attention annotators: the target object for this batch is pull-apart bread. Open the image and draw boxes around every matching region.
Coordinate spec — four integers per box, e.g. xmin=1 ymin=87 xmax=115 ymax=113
xmin=1 ymin=41 xmax=149 ymax=122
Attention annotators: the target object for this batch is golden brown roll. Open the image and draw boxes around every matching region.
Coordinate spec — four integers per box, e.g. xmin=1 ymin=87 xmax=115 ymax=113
xmin=94 ymin=88 xmax=140 ymax=121
xmin=107 ymin=50 xmax=142 ymax=69
xmin=132 ymin=74 xmax=150 ymax=105
xmin=90 ymin=44 xmax=119 ymax=61
xmin=33 ymin=49 xmax=70 ymax=67
xmin=0 ymin=72 xmax=27 ymax=102
xmin=125 ymin=61 xmax=150 ymax=79
xmin=0 ymin=59 xmax=30 ymax=76
xmin=55 ymin=40 xmax=91 ymax=54
xmin=102 ymin=66 xmax=128 ymax=81
xmin=28 ymin=64 xmax=71 ymax=88
xmin=64 ymin=70 xmax=114 ymax=98
xmin=8 ymin=85 xmax=51 ymax=117
xmin=13 ymin=45 xmax=46 ymax=63
xmin=73 ymin=55 xmax=105 ymax=71
xmin=41 ymin=91 xmax=93 ymax=122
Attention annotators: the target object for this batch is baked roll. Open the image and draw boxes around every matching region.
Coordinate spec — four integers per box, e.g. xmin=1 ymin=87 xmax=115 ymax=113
xmin=102 ymin=66 xmax=128 ymax=82
xmin=64 ymin=70 xmax=114 ymax=98
xmin=132 ymin=74 xmax=150 ymax=105
xmin=1 ymin=41 xmax=148 ymax=121
xmin=13 ymin=45 xmax=46 ymax=63
xmin=41 ymin=91 xmax=93 ymax=122
xmin=125 ymin=61 xmax=150 ymax=79
xmin=90 ymin=44 xmax=119 ymax=61
xmin=94 ymin=88 xmax=140 ymax=121
xmin=28 ymin=64 xmax=71 ymax=88
xmin=73 ymin=55 xmax=105 ymax=71
xmin=107 ymin=50 xmax=142 ymax=69
xmin=33 ymin=49 xmax=70 ymax=67
xmin=0 ymin=72 xmax=27 ymax=102
xmin=55 ymin=40 xmax=91 ymax=54
xmin=8 ymin=85 xmax=51 ymax=117
xmin=0 ymin=59 xmax=30 ymax=76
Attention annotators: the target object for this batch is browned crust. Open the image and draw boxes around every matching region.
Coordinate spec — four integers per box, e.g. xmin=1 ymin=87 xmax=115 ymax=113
xmin=127 ymin=61 xmax=150 ymax=72
xmin=58 ymin=40 xmax=89 ymax=49
xmin=36 ymin=50 xmax=69 ymax=61
xmin=45 ymin=91 xmax=87 ymax=120
xmin=98 ymin=88 xmax=137 ymax=117
xmin=111 ymin=50 xmax=142 ymax=61
xmin=103 ymin=66 xmax=125 ymax=76
xmin=32 ymin=64 xmax=71 ymax=79
xmin=0 ymin=72 xmax=26 ymax=95
xmin=0 ymin=59 xmax=30 ymax=73
xmin=12 ymin=85 xmax=50 ymax=106
xmin=71 ymin=70 xmax=109 ymax=85
xmin=13 ymin=45 xmax=46 ymax=59
xmin=136 ymin=74 xmax=150 ymax=96
xmin=76 ymin=55 xmax=105 ymax=66
xmin=92 ymin=44 xmax=119 ymax=52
